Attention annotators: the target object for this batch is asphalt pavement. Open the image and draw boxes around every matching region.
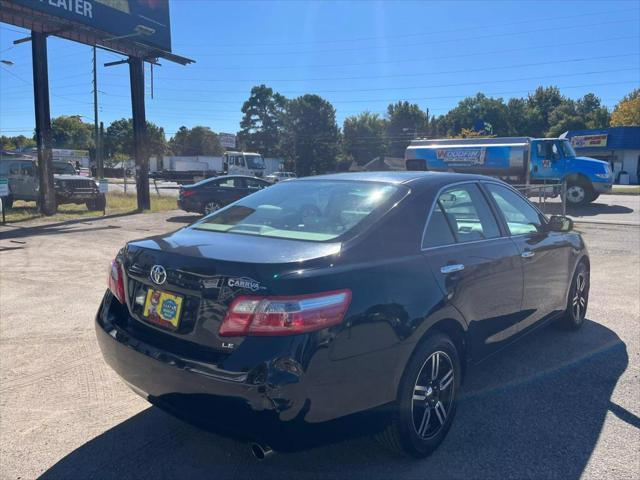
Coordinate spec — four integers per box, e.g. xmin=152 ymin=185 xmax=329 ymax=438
xmin=0 ymin=209 xmax=638 ymax=479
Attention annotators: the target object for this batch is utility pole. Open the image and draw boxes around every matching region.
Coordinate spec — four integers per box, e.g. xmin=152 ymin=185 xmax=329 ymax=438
xmin=129 ymin=56 xmax=150 ymax=211
xmin=31 ymin=31 xmax=56 ymax=215
xmin=93 ymin=46 xmax=103 ymax=179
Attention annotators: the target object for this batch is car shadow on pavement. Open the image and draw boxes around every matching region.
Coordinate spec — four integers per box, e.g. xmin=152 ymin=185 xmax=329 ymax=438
xmin=165 ymin=214 xmax=202 ymax=224
xmin=41 ymin=319 xmax=627 ymax=480
xmin=0 ymin=212 xmax=136 ymax=240
xmin=568 ymin=202 xmax=634 ymax=218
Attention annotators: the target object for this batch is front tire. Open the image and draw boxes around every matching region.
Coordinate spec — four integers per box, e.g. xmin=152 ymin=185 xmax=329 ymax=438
xmin=566 ymin=182 xmax=593 ymax=207
xmin=377 ymin=333 xmax=461 ymax=457
xmin=560 ymin=261 xmax=590 ymax=330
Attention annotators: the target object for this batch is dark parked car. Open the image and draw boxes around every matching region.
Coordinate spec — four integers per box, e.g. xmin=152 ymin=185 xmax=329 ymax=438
xmin=177 ymin=175 xmax=271 ymax=215
xmin=97 ymin=172 xmax=589 ymax=458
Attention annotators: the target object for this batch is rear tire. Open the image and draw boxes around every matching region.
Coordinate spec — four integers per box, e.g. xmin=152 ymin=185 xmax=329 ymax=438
xmin=376 ymin=333 xmax=460 ymax=457
xmin=560 ymin=261 xmax=590 ymax=330
xmin=203 ymin=201 xmax=221 ymax=215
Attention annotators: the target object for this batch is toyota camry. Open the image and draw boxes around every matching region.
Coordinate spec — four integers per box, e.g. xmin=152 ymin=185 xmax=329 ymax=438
xmin=96 ymin=172 xmax=589 ymax=457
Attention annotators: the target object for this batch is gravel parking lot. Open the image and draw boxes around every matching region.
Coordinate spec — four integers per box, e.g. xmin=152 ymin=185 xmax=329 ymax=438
xmin=1 ymin=205 xmax=638 ymax=479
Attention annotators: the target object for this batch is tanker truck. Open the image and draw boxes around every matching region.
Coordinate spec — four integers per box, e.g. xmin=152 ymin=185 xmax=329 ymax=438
xmin=405 ymin=137 xmax=612 ymax=206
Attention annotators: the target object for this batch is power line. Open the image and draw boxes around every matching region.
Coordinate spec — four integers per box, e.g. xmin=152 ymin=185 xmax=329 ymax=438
xmin=175 ymin=34 xmax=640 ymax=71
xmin=187 ymin=18 xmax=638 ymax=58
xmin=98 ymin=52 xmax=640 ymax=84
xmin=94 ymin=67 xmax=637 ymax=97
xmin=173 ymin=8 xmax=632 ymax=48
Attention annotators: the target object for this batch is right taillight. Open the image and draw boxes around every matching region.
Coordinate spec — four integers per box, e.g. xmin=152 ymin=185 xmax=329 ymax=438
xmin=219 ymin=289 xmax=352 ymax=337
xmin=108 ymin=259 xmax=126 ymax=304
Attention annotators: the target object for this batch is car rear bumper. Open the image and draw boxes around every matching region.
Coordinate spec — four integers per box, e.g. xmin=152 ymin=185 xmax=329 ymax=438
xmin=96 ymin=294 xmax=309 ymax=419
xmin=177 ymin=197 xmax=200 ymax=213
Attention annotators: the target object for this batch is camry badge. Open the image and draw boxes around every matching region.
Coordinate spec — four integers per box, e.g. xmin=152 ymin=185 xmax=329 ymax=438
xmin=150 ymin=265 xmax=167 ymax=285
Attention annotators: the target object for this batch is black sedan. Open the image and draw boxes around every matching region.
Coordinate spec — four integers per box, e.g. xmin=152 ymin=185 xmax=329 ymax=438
xmin=97 ymin=172 xmax=589 ymax=458
xmin=178 ymin=175 xmax=271 ymax=215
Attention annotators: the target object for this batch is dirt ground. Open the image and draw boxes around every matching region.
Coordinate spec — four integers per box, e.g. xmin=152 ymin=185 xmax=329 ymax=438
xmin=0 ymin=209 xmax=639 ymax=480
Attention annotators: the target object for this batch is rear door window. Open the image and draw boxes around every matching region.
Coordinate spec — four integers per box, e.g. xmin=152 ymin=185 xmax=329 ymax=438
xmin=246 ymin=178 xmax=267 ymax=191
xmin=485 ymin=183 xmax=545 ymax=235
xmin=217 ymin=177 xmax=238 ymax=188
xmin=431 ymin=184 xmax=500 ymax=244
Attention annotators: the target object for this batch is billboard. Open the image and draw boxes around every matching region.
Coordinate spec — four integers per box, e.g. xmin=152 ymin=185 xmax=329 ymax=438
xmin=218 ymin=133 xmax=237 ymax=149
xmin=571 ymin=134 xmax=608 ymax=148
xmin=10 ymin=0 xmax=172 ymax=51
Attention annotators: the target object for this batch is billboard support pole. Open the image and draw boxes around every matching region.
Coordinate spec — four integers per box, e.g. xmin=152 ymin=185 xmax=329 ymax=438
xmin=93 ymin=46 xmax=103 ymax=179
xmin=129 ymin=56 xmax=150 ymax=211
xmin=31 ymin=30 xmax=56 ymax=216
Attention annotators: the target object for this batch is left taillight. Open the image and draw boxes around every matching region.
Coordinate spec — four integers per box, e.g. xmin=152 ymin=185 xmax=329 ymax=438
xmin=219 ymin=289 xmax=352 ymax=337
xmin=108 ymin=259 xmax=126 ymax=304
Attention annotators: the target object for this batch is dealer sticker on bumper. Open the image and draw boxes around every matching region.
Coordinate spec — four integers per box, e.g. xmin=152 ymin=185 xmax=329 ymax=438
xmin=143 ymin=288 xmax=183 ymax=329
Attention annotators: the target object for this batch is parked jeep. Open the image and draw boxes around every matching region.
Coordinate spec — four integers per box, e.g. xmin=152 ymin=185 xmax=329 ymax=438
xmin=0 ymin=157 xmax=106 ymax=211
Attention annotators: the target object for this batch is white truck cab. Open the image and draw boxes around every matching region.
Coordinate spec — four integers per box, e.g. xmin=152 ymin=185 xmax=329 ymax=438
xmin=223 ymin=151 xmax=265 ymax=177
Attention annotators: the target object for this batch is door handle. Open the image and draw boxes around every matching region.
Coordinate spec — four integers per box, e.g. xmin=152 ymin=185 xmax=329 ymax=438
xmin=521 ymin=250 xmax=535 ymax=258
xmin=440 ymin=264 xmax=465 ymax=274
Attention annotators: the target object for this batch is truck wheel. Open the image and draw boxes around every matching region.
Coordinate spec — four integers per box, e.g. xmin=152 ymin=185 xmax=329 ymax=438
xmin=588 ymin=192 xmax=600 ymax=203
xmin=566 ymin=182 xmax=593 ymax=207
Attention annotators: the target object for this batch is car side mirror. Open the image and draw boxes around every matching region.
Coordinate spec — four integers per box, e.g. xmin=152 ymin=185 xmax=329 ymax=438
xmin=547 ymin=215 xmax=573 ymax=232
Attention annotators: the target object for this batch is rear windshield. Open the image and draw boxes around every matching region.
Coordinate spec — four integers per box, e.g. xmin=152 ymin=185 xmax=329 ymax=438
xmin=193 ymin=180 xmax=401 ymax=241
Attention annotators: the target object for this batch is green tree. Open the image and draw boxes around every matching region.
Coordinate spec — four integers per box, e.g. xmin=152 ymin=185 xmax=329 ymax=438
xmin=51 ymin=115 xmax=94 ymax=149
xmin=169 ymin=126 xmax=222 ymax=156
xmin=282 ymin=94 xmax=340 ymax=176
xmin=505 ymin=97 xmax=542 ymax=136
xmin=576 ymin=93 xmax=610 ymax=129
xmin=546 ymin=101 xmax=587 ymax=137
xmin=385 ymin=101 xmax=429 ymax=157
xmin=342 ymin=112 xmax=387 ymax=165
xmin=525 ymin=86 xmax=565 ymax=137
xmin=439 ymin=93 xmax=509 ymax=137
xmin=238 ymin=85 xmax=287 ymax=157
xmin=1 ymin=135 xmax=36 ymax=150
xmin=610 ymin=89 xmax=640 ymax=126
xmin=104 ymin=118 xmax=167 ymax=159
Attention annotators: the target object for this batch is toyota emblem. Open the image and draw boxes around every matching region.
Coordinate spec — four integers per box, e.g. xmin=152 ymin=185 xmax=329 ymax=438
xmin=150 ymin=265 xmax=167 ymax=285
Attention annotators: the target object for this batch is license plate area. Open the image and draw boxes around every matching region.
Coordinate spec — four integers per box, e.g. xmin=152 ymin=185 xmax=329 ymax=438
xmin=142 ymin=288 xmax=184 ymax=330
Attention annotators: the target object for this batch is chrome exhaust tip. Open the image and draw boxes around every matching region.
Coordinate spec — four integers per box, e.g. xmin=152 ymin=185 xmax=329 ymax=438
xmin=250 ymin=442 xmax=274 ymax=460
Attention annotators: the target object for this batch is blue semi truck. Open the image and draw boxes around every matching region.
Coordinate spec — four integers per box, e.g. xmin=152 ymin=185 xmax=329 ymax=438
xmin=405 ymin=137 xmax=613 ymax=206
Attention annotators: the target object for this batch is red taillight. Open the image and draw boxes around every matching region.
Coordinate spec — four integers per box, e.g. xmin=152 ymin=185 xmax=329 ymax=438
xmin=219 ymin=289 xmax=352 ymax=337
xmin=180 ymin=188 xmax=196 ymax=198
xmin=108 ymin=259 xmax=126 ymax=304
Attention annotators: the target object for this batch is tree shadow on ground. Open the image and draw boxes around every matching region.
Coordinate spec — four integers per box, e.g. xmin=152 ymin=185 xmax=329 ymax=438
xmin=41 ymin=319 xmax=628 ymax=480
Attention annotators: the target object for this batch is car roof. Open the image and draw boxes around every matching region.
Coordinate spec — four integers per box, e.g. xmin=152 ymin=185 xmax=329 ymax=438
xmin=296 ymin=171 xmax=497 ymax=187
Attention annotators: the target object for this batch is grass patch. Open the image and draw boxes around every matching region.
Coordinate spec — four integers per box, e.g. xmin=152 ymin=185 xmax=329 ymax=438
xmin=611 ymin=185 xmax=640 ymax=195
xmin=2 ymin=191 xmax=178 ymax=223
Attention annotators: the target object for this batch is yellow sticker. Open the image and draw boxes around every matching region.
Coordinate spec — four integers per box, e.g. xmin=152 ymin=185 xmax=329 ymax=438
xmin=143 ymin=288 xmax=183 ymax=328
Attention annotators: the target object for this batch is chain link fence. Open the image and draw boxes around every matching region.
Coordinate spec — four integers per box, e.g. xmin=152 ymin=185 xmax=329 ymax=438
xmin=513 ymin=182 xmax=566 ymax=217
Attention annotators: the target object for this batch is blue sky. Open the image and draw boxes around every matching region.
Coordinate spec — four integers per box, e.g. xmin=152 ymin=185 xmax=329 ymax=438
xmin=1 ymin=0 xmax=639 ymax=140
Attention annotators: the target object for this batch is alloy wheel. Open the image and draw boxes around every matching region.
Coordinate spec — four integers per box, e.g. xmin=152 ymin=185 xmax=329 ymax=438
xmin=572 ymin=272 xmax=588 ymax=323
xmin=204 ymin=201 xmax=220 ymax=215
xmin=411 ymin=351 xmax=455 ymax=440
